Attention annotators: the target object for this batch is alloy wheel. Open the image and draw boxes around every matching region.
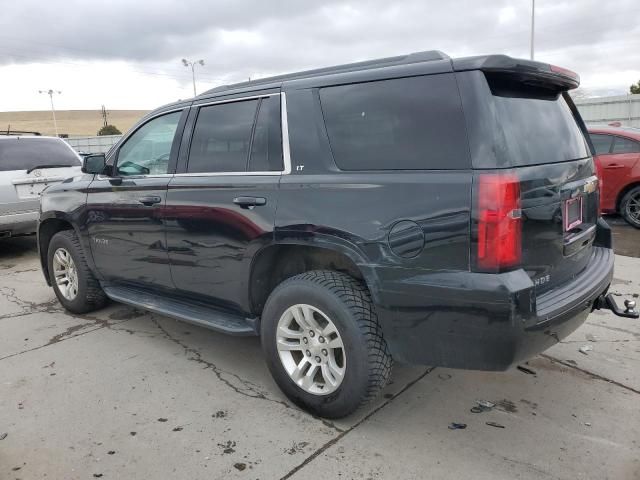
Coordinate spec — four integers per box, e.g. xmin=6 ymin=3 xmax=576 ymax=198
xmin=52 ymin=247 xmax=79 ymax=301
xmin=276 ymin=304 xmax=346 ymax=395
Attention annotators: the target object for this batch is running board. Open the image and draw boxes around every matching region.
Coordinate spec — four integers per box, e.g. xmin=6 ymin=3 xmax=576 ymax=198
xmin=102 ymin=285 xmax=259 ymax=335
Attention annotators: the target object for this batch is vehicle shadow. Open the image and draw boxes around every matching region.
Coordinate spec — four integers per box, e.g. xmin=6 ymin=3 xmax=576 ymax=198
xmin=0 ymin=235 xmax=38 ymax=261
xmin=606 ymin=215 xmax=640 ymax=258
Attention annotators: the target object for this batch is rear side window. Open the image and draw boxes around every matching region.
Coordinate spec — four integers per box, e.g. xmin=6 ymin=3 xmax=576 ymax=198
xmin=589 ymin=134 xmax=613 ymax=155
xmin=457 ymin=70 xmax=590 ymax=168
xmin=612 ymin=136 xmax=640 ymax=154
xmin=319 ymin=74 xmax=470 ymax=170
xmin=188 ymin=100 xmax=259 ymax=173
xmin=0 ymin=138 xmax=80 ymax=171
xmin=248 ymin=96 xmax=283 ymax=172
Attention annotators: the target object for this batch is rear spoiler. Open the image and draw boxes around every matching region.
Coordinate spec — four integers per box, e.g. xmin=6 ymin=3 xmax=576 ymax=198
xmin=452 ymin=55 xmax=580 ymax=91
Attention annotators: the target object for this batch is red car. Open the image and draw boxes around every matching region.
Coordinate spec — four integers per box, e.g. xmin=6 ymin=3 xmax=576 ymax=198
xmin=589 ymin=126 xmax=640 ymax=228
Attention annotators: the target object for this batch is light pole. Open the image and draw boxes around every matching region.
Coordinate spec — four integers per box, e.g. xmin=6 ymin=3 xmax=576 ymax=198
xmin=182 ymin=58 xmax=205 ymax=96
xmin=530 ymin=0 xmax=535 ymax=60
xmin=39 ymin=89 xmax=61 ymax=136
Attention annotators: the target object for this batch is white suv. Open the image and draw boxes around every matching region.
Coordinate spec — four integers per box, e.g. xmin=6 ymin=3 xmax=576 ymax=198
xmin=0 ymin=136 xmax=81 ymax=237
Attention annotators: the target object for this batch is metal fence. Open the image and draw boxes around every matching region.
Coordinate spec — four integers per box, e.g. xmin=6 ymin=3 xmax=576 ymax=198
xmin=575 ymin=94 xmax=640 ymax=128
xmin=65 ymin=135 xmax=122 ymax=154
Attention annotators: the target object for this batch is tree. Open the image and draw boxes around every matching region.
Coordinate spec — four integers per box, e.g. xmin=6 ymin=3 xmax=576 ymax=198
xmin=630 ymin=80 xmax=640 ymax=95
xmin=98 ymin=124 xmax=121 ymax=135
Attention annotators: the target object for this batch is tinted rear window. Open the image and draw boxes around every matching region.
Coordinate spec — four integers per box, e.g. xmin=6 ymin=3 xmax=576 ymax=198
xmin=0 ymin=138 xmax=80 ymax=171
xmin=319 ymin=74 xmax=470 ymax=170
xmin=457 ymin=70 xmax=589 ymax=168
xmin=248 ymin=96 xmax=283 ymax=172
xmin=187 ymin=100 xmax=259 ymax=173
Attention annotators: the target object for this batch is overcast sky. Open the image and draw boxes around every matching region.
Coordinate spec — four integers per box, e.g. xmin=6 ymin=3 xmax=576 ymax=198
xmin=0 ymin=0 xmax=638 ymax=112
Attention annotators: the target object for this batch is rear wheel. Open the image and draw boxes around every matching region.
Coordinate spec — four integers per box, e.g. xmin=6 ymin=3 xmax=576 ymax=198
xmin=261 ymin=270 xmax=392 ymax=418
xmin=620 ymin=186 xmax=640 ymax=229
xmin=48 ymin=230 xmax=107 ymax=313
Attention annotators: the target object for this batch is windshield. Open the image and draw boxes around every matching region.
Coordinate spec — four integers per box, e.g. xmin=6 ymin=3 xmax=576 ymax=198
xmin=457 ymin=70 xmax=589 ymax=168
xmin=0 ymin=138 xmax=81 ymax=172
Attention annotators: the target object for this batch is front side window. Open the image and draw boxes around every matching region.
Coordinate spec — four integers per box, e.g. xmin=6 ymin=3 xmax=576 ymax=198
xmin=589 ymin=134 xmax=613 ymax=155
xmin=117 ymin=111 xmax=182 ymax=176
xmin=187 ymin=100 xmax=259 ymax=173
xmin=612 ymin=136 xmax=640 ymax=154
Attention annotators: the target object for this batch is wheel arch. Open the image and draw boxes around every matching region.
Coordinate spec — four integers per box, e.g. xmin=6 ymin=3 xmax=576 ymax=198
xmin=616 ymin=181 xmax=640 ymax=212
xmin=248 ymin=241 xmax=380 ymax=316
xmin=38 ymin=215 xmax=80 ymax=285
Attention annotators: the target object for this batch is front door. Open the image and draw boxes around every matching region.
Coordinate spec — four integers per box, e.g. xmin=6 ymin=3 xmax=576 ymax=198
xmin=165 ymin=94 xmax=283 ymax=312
xmin=86 ymin=109 xmax=187 ymax=289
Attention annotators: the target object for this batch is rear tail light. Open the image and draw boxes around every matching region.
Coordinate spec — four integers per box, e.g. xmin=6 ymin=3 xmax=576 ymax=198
xmin=474 ymin=173 xmax=522 ymax=272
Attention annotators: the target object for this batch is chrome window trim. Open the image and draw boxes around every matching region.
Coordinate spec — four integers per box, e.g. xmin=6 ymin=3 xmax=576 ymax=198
xmin=97 ymin=92 xmax=292 ymax=180
xmin=173 ymin=91 xmax=292 ymax=178
xmin=281 ymin=92 xmax=292 ymax=175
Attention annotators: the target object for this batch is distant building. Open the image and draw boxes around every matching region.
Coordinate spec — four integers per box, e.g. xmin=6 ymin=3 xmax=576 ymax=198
xmin=575 ymin=94 xmax=640 ymax=128
xmin=65 ymin=134 xmax=121 ymax=154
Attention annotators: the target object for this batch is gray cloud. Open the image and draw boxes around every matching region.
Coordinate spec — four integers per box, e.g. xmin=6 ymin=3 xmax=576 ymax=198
xmin=0 ymin=0 xmax=639 ymax=93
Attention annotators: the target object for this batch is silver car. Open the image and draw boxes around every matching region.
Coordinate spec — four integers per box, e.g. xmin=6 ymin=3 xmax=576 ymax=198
xmin=0 ymin=136 xmax=82 ymax=237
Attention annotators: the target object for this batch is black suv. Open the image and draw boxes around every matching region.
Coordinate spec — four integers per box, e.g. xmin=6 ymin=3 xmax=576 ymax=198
xmin=38 ymin=51 xmax=636 ymax=418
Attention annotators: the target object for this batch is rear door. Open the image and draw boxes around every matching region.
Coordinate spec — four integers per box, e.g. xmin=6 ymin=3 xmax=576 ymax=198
xmin=86 ymin=109 xmax=187 ymax=289
xmin=165 ymin=93 xmax=283 ymax=312
xmin=457 ymin=70 xmax=598 ymax=293
xmin=588 ymin=133 xmax=614 ymax=210
xmin=598 ymin=135 xmax=640 ymax=208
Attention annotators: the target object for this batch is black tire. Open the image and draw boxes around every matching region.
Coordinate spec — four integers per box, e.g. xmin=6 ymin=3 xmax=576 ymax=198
xmin=620 ymin=186 xmax=640 ymax=229
xmin=48 ymin=230 xmax=108 ymax=314
xmin=261 ymin=270 xmax=392 ymax=418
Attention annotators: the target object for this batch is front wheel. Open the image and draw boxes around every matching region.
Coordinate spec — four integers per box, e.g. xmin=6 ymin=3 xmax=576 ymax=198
xmin=620 ymin=186 xmax=640 ymax=229
xmin=48 ymin=230 xmax=107 ymax=314
xmin=261 ymin=271 xmax=392 ymax=418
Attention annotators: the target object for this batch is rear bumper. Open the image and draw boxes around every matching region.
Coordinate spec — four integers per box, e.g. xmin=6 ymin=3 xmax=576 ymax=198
xmin=373 ymin=246 xmax=614 ymax=370
xmin=0 ymin=210 xmax=38 ymax=236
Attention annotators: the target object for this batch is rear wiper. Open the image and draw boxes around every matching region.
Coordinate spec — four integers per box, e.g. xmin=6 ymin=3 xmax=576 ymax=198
xmin=26 ymin=164 xmax=77 ymax=174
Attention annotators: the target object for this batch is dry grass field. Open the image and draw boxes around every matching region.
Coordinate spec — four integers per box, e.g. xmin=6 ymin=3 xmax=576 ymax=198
xmin=0 ymin=110 xmax=149 ymax=137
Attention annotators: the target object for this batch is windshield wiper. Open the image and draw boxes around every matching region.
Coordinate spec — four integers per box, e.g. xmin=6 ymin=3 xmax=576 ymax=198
xmin=26 ymin=164 xmax=77 ymax=174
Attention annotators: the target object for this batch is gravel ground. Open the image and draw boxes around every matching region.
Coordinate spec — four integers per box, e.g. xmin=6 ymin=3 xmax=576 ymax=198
xmin=0 ymin=219 xmax=638 ymax=480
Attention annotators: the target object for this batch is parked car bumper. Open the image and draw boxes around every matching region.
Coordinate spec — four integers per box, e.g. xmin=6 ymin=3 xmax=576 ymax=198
xmin=373 ymin=245 xmax=614 ymax=370
xmin=0 ymin=210 xmax=39 ymax=236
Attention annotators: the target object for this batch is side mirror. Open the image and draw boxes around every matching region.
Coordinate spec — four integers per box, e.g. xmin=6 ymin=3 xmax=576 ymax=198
xmin=82 ymin=154 xmax=106 ymax=175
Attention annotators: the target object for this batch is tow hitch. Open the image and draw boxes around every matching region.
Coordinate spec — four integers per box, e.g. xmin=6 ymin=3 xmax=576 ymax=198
xmin=594 ymin=294 xmax=639 ymax=319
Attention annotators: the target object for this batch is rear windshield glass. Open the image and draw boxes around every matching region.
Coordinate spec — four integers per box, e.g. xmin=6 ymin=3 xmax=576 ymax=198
xmin=0 ymin=138 xmax=80 ymax=171
xmin=457 ymin=70 xmax=589 ymax=168
xmin=319 ymin=74 xmax=470 ymax=170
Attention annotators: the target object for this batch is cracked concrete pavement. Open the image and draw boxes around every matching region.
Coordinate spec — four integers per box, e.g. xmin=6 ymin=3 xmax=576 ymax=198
xmin=1 ymin=221 xmax=639 ymax=480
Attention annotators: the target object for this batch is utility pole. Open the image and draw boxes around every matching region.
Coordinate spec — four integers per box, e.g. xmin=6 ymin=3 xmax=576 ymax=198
xmin=39 ymin=89 xmax=61 ymax=136
xmin=101 ymin=105 xmax=109 ymax=127
xmin=182 ymin=58 xmax=205 ymax=96
xmin=530 ymin=0 xmax=535 ymax=60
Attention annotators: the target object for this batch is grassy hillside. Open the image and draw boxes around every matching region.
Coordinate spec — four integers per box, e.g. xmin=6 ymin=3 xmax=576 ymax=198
xmin=0 ymin=110 xmax=149 ymax=137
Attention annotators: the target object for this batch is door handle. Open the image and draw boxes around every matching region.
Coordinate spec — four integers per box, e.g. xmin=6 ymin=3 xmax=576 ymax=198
xmin=604 ymin=164 xmax=624 ymax=169
xmin=138 ymin=195 xmax=162 ymax=206
xmin=233 ymin=196 xmax=267 ymax=209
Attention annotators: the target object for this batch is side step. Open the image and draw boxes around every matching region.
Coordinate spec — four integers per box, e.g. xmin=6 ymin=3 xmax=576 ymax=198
xmin=103 ymin=285 xmax=259 ymax=336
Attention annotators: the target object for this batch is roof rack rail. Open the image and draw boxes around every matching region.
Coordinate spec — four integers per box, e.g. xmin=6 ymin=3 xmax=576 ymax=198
xmin=201 ymin=50 xmax=450 ymax=96
xmin=1 ymin=129 xmax=42 ymax=136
